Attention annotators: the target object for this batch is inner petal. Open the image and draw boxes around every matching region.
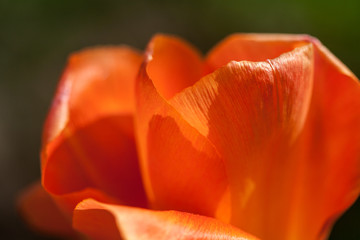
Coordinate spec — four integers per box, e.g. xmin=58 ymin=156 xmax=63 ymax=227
xmin=145 ymin=34 xmax=205 ymax=100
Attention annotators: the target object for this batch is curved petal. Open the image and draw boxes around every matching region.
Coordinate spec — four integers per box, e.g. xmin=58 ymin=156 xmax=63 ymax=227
xmin=145 ymin=34 xmax=204 ymax=99
xmin=206 ymin=33 xmax=309 ymax=71
xmin=135 ymin=35 xmax=229 ymax=219
xmin=73 ymin=198 xmax=259 ymax=240
xmin=171 ymin=34 xmax=360 ymax=239
xmin=17 ymin=182 xmax=76 ymax=237
xmin=287 ymin=38 xmax=360 ymax=239
xmin=43 ymin=46 xmax=142 ymax=144
xmin=41 ymin=47 xmax=147 ymax=211
xmin=170 ymin=43 xmax=314 ymax=239
xmin=50 ymin=187 xmax=122 ymax=218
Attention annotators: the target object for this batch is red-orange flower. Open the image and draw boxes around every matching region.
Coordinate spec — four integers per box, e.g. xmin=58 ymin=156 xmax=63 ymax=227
xmin=18 ymin=34 xmax=360 ymax=240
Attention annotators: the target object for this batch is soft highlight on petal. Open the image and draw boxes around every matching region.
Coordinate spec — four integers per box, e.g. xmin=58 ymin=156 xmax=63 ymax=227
xmin=73 ymin=198 xmax=259 ymax=240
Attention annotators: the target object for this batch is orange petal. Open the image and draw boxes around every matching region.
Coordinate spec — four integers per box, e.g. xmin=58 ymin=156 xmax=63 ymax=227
xmin=49 ymin=187 xmax=122 ymax=220
xmin=206 ymin=33 xmax=309 ymax=71
xmin=172 ymin=34 xmax=360 ymax=239
xmin=41 ymin=47 xmax=147 ymax=209
xmin=43 ymin=46 xmax=142 ymax=144
xmin=135 ymin=35 xmax=228 ymax=218
xmin=73 ymin=198 xmax=259 ymax=240
xmin=145 ymin=34 xmax=204 ymax=99
xmin=286 ymin=38 xmax=360 ymax=239
xmin=17 ymin=182 xmax=76 ymax=237
xmin=170 ymin=42 xmax=314 ymax=239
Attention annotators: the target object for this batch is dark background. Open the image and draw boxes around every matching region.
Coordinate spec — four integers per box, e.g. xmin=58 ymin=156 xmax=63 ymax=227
xmin=1 ymin=0 xmax=359 ymax=239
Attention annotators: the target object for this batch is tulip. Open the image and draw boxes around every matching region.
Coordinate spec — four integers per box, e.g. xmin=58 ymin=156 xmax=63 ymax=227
xmin=18 ymin=34 xmax=360 ymax=240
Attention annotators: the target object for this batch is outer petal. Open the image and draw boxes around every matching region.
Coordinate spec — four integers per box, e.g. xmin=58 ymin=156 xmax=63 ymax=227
xmin=17 ymin=182 xmax=76 ymax=237
xmin=171 ymin=34 xmax=360 ymax=240
xmin=43 ymin=46 xmax=142 ymax=144
xmin=170 ymin=42 xmax=314 ymax=239
xmin=287 ymin=38 xmax=360 ymax=239
xmin=135 ymin=35 xmax=229 ymax=219
xmin=41 ymin=47 xmax=147 ymax=216
xmin=43 ymin=115 xmax=146 ymax=206
xmin=73 ymin=198 xmax=259 ymax=240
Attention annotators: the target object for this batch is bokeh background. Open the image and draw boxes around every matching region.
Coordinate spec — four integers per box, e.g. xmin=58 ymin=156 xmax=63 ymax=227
xmin=1 ymin=0 xmax=360 ymax=239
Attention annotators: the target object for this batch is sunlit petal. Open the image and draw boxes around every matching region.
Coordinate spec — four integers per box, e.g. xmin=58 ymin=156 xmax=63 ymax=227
xmin=73 ymin=198 xmax=259 ymax=240
xmin=170 ymin=39 xmax=315 ymax=239
xmin=287 ymin=37 xmax=360 ymax=240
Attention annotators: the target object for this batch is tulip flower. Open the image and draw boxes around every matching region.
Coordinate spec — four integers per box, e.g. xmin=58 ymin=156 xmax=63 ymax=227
xmin=18 ymin=34 xmax=360 ymax=240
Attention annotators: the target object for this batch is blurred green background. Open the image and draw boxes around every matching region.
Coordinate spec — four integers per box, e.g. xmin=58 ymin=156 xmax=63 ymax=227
xmin=1 ymin=0 xmax=359 ymax=239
